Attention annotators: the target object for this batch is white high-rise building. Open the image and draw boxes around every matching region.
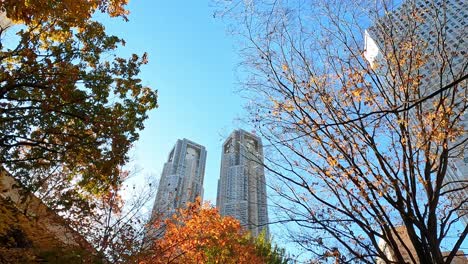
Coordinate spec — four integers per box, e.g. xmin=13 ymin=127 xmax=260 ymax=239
xmin=151 ymin=139 xmax=207 ymax=219
xmin=364 ymin=0 xmax=467 ymax=224
xmin=216 ymin=129 xmax=269 ymax=237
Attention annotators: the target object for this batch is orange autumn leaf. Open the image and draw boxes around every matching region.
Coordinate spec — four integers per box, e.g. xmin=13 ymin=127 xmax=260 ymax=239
xmin=143 ymin=198 xmax=265 ymax=264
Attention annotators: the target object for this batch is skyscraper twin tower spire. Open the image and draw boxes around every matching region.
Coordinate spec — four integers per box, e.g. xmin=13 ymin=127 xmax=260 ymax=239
xmin=151 ymin=129 xmax=269 ymax=237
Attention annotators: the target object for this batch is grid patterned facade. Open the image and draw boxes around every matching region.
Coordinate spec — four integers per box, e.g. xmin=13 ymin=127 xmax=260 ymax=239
xmin=151 ymin=139 xmax=207 ymax=219
xmin=216 ymin=130 xmax=269 ymax=237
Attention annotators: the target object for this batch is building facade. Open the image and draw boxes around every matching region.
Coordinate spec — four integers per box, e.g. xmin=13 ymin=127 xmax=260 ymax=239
xmin=377 ymin=226 xmax=467 ymax=264
xmin=216 ymin=129 xmax=269 ymax=237
xmin=0 ymin=168 xmax=100 ymax=263
xmin=364 ymin=0 xmax=467 ymax=224
xmin=151 ymin=139 xmax=207 ymax=219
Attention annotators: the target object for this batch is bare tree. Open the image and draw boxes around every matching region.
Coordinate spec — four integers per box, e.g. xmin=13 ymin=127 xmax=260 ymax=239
xmin=216 ymin=0 xmax=467 ymax=263
xmin=84 ymin=172 xmax=157 ymax=263
xmin=43 ymin=169 xmax=158 ymax=263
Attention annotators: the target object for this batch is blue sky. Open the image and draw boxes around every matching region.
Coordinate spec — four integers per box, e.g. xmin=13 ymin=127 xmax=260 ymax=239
xmin=99 ymin=2 xmax=310 ymax=257
xmin=100 ymin=1 xmax=246 ymax=204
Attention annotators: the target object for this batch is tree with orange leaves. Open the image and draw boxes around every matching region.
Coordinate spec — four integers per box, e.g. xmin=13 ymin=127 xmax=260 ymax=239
xmin=142 ymin=198 xmax=288 ymax=264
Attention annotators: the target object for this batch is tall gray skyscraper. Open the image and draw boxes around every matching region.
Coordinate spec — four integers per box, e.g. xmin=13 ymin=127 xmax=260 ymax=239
xmin=216 ymin=129 xmax=269 ymax=237
xmin=151 ymin=139 xmax=207 ymax=219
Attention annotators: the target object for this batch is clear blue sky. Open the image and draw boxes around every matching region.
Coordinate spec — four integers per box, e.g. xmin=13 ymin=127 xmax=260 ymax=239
xmin=100 ymin=1 xmax=246 ymax=204
xmin=99 ymin=2 xmax=296 ymax=255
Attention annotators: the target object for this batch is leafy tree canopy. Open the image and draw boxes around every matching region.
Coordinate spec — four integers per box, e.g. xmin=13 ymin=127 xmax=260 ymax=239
xmin=0 ymin=0 xmax=157 ymax=209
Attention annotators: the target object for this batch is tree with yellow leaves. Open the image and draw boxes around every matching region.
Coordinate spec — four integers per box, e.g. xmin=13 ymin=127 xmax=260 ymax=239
xmin=216 ymin=0 xmax=466 ymax=263
xmin=0 ymin=0 xmax=157 ymax=217
xmin=0 ymin=1 xmax=157 ymax=261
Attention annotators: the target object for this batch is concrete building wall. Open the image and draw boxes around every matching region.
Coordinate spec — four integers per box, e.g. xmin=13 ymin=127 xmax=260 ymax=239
xmin=0 ymin=169 xmax=99 ymax=262
xmin=150 ymin=139 xmax=207 ymax=219
xmin=377 ymin=226 xmax=467 ymax=263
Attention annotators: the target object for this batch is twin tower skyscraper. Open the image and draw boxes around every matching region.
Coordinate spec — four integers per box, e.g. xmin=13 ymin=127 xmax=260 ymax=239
xmin=150 ymin=129 xmax=269 ymax=237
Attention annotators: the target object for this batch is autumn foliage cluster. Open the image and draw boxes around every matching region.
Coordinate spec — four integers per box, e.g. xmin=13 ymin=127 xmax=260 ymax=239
xmin=143 ymin=198 xmax=287 ymax=264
